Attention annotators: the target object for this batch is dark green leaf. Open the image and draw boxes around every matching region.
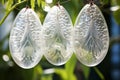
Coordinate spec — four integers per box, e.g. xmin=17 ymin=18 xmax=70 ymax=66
xmin=22 ymin=69 xmax=34 ymax=80
xmin=80 ymin=64 xmax=90 ymax=80
xmin=100 ymin=0 xmax=109 ymax=5
xmin=111 ymin=0 xmax=120 ymax=6
xmin=37 ymin=0 xmax=41 ymax=7
xmin=113 ymin=9 xmax=120 ymax=25
xmin=41 ymin=74 xmax=53 ymax=80
xmin=65 ymin=54 xmax=77 ymax=74
xmin=94 ymin=67 xmax=105 ymax=80
xmin=65 ymin=54 xmax=77 ymax=80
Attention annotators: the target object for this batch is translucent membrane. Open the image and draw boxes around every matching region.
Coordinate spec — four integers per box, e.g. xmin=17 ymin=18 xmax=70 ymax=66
xmin=74 ymin=4 xmax=109 ymax=67
xmin=42 ymin=5 xmax=73 ymax=66
xmin=9 ymin=8 xmax=43 ymax=69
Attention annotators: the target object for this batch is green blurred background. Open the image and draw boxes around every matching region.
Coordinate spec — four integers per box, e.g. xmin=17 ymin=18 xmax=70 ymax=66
xmin=0 ymin=0 xmax=120 ymax=80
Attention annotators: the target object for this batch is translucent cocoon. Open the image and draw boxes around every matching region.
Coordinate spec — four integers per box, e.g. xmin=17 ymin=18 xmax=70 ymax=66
xmin=9 ymin=8 xmax=43 ymax=69
xmin=74 ymin=4 xmax=109 ymax=66
xmin=42 ymin=5 xmax=73 ymax=65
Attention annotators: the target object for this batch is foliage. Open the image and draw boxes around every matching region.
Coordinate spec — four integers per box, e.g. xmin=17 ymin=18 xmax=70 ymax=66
xmin=111 ymin=0 xmax=120 ymax=25
xmin=0 ymin=0 xmax=114 ymax=80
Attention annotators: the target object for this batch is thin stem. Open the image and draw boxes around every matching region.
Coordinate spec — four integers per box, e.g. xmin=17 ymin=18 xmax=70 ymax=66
xmin=56 ymin=1 xmax=60 ymax=6
xmin=56 ymin=0 xmax=71 ymax=6
xmin=60 ymin=0 xmax=71 ymax=4
xmin=110 ymin=36 xmax=120 ymax=47
xmin=94 ymin=67 xmax=105 ymax=80
xmin=0 ymin=0 xmax=27 ymax=26
xmin=87 ymin=0 xmax=94 ymax=6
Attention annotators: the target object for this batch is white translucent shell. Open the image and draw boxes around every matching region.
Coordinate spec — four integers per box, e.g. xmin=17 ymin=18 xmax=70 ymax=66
xmin=74 ymin=4 xmax=109 ymax=66
xmin=9 ymin=8 xmax=43 ymax=69
xmin=42 ymin=5 xmax=73 ymax=65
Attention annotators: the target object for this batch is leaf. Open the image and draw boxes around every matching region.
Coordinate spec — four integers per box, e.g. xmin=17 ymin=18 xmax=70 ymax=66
xmin=111 ymin=0 xmax=117 ymax=6
xmin=18 ymin=0 xmax=21 ymax=3
xmin=55 ymin=68 xmax=68 ymax=80
xmin=113 ymin=9 xmax=120 ymax=25
xmin=94 ymin=67 xmax=105 ymax=80
xmin=35 ymin=65 xmax=43 ymax=74
xmin=22 ymin=68 xmax=34 ymax=80
xmin=65 ymin=54 xmax=77 ymax=80
xmin=41 ymin=1 xmax=46 ymax=9
xmin=80 ymin=64 xmax=90 ymax=80
xmin=111 ymin=0 xmax=120 ymax=6
xmin=70 ymin=75 xmax=77 ymax=80
xmin=37 ymin=0 xmax=41 ymax=7
xmin=65 ymin=54 xmax=77 ymax=74
xmin=100 ymin=0 xmax=109 ymax=5
xmin=0 ymin=0 xmax=27 ymax=25
xmin=2 ymin=0 xmax=5 ymax=4
xmin=32 ymin=65 xmax=43 ymax=80
xmin=6 ymin=0 xmax=13 ymax=11
xmin=41 ymin=74 xmax=53 ymax=80
xmin=31 ymin=0 xmax=35 ymax=10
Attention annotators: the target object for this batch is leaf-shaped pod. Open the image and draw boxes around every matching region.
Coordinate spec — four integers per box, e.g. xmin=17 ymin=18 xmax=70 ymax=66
xmin=42 ymin=5 xmax=73 ymax=65
xmin=9 ymin=8 xmax=43 ymax=69
xmin=74 ymin=4 xmax=109 ymax=66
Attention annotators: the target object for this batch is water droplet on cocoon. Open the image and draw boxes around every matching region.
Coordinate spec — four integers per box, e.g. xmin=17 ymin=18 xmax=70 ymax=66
xmin=9 ymin=8 xmax=43 ymax=69
xmin=73 ymin=4 xmax=109 ymax=67
xmin=42 ymin=5 xmax=73 ymax=66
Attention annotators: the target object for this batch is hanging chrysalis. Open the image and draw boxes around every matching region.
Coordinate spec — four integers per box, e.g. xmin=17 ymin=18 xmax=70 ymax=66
xmin=42 ymin=5 xmax=73 ymax=65
xmin=9 ymin=8 xmax=43 ymax=69
xmin=73 ymin=4 xmax=109 ymax=66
